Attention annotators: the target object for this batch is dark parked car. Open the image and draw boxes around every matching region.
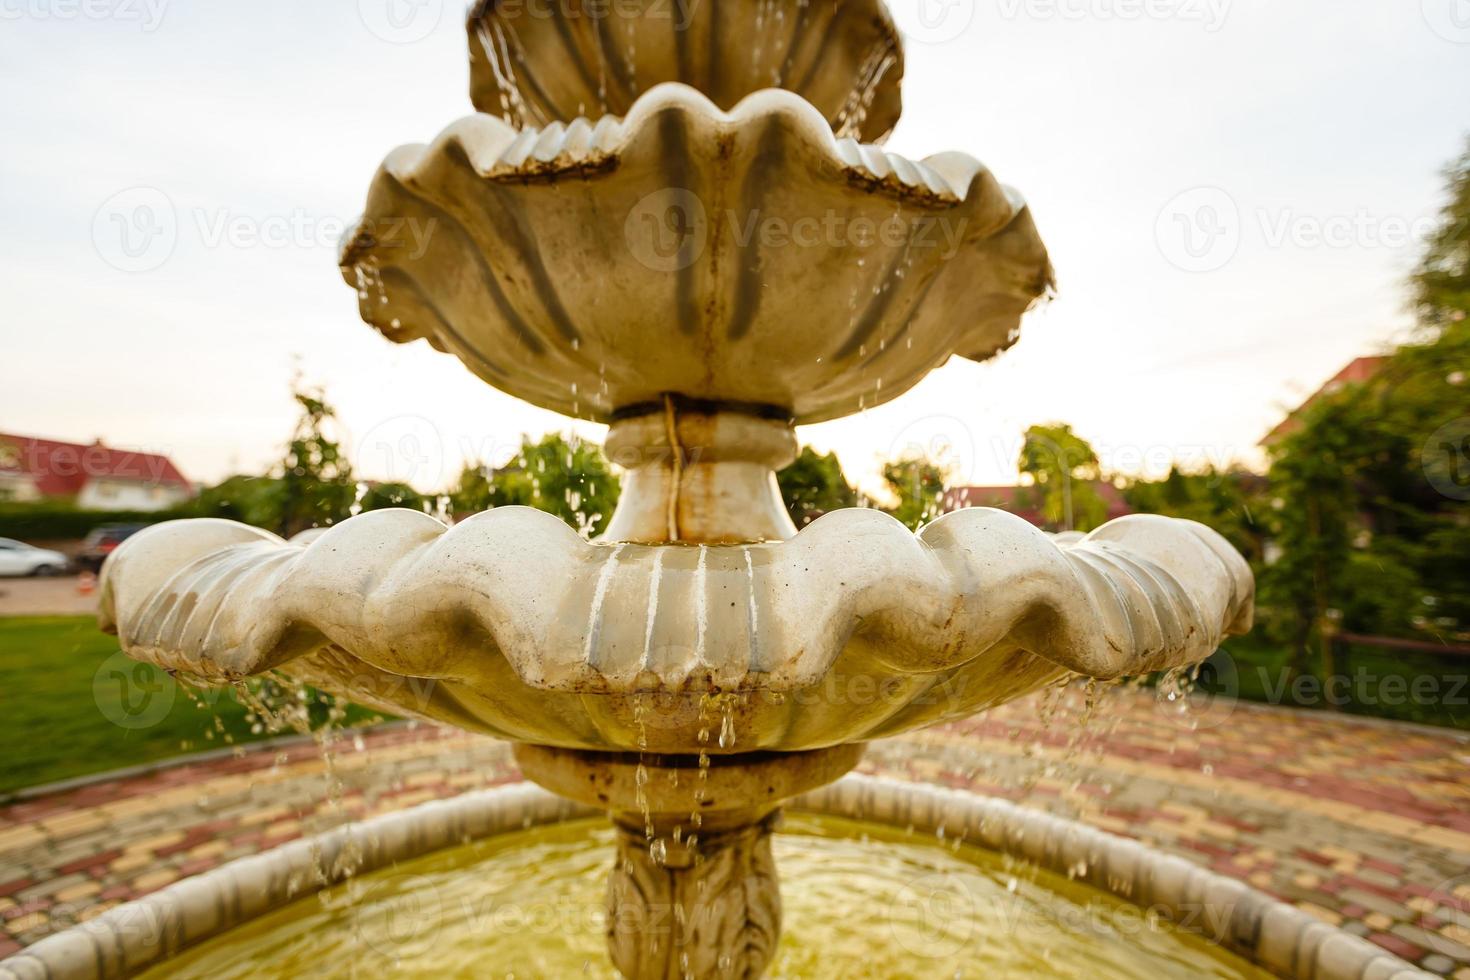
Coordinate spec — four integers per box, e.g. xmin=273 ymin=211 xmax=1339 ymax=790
xmin=77 ymin=524 xmax=147 ymax=573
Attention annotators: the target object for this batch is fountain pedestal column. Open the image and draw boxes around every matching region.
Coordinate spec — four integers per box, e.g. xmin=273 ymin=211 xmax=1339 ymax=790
xmin=514 ymin=742 xmax=864 ymax=979
xmin=608 ymin=807 xmax=780 ymax=979
xmin=600 ymin=402 xmax=799 ymax=545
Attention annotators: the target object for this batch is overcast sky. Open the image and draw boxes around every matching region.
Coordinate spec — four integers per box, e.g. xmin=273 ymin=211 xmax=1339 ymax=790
xmin=3 ymin=0 xmax=1468 ymax=495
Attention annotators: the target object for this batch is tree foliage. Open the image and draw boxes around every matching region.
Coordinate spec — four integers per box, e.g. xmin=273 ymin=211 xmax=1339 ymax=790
xmin=1125 ymin=467 xmax=1266 ymax=565
xmin=451 ymin=434 xmax=621 ymax=537
xmin=777 ymin=447 xmax=857 ymax=527
xmin=359 ymin=482 xmax=429 ymax=514
xmin=882 ymin=455 xmax=947 ymax=530
xmin=1413 ymin=140 xmax=1470 ymax=330
xmin=1017 ymin=423 xmax=1107 ymax=532
xmin=1259 ymin=321 xmax=1470 ymax=662
xmin=263 ymin=385 xmax=357 ymax=537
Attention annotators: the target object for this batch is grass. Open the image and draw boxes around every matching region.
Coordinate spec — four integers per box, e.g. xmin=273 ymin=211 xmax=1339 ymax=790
xmin=0 ymin=616 xmax=374 ymax=795
xmin=3 ymin=617 xmax=1463 ymax=795
xmin=1198 ymin=637 xmax=1470 ymax=731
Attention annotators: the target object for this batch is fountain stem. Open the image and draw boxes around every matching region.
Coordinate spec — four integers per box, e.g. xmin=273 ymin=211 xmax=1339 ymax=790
xmin=608 ymin=808 xmax=781 ymax=979
xmin=513 ymin=743 xmax=865 ymax=979
xmin=600 ymin=400 xmax=799 ymax=545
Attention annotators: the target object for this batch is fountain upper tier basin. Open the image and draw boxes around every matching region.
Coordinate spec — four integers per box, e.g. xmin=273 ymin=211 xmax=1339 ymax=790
xmin=468 ymin=0 xmax=905 ymax=142
xmin=99 ymin=507 xmax=1251 ymax=754
xmin=340 ymin=84 xmax=1052 ymax=425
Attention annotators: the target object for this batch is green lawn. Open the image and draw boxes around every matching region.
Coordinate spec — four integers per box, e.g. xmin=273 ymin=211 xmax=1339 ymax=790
xmin=0 ymin=617 xmax=299 ymax=794
xmin=1198 ymin=637 xmax=1470 ymax=731
xmin=3 ymin=617 xmax=1463 ymax=795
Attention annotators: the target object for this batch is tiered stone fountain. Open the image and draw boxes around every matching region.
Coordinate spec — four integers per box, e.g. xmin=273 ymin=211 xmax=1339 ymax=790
xmin=15 ymin=2 xmax=1277 ymax=977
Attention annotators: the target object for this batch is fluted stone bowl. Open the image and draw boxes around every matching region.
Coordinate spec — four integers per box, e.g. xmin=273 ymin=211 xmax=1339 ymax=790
xmin=99 ymin=506 xmax=1251 ymax=756
xmin=467 ymin=0 xmax=905 ymax=142
xmin=339 ymin=84 xmax=1052 ymax=425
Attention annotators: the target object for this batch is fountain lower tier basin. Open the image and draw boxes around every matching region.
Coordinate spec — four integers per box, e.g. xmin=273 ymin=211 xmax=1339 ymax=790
xmin=98 ymin=506 xmax=1253 ymax=755
xmin=3 ymin=778 xmax=1427 ymax=980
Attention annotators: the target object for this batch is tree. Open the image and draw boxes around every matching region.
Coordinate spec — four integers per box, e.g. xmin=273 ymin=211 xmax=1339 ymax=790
xmin=471 ymin=433 xmax=622 ymax=537
xmin=265 ymin=384 xmax=356 ymax=537
xmin=1125 ymin=467 xmax=1266 ymax=565
xmin=1413 ymin=139 xmax=1470 ymax=331
xmin=359 ymin=482 xmax=427 ymax=514
xmin=1017 ymin=423 xmax=1107 ymax=532
xmin=189 ymin=474 xmax=283 ymax=528
xmin=449 ymin=460 xmax=495 ymax=515
xmin=1259 ymin=321 xmax=1470 ymax=675
xmin=777 ymin=447 xmax=857 ymax=527
xmin=882 ymin=455 xmax=947 ymax=530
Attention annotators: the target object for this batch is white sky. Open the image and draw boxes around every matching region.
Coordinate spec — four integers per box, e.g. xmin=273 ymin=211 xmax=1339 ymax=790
xmin=3 ymin=0 xmax=1468 ymax=497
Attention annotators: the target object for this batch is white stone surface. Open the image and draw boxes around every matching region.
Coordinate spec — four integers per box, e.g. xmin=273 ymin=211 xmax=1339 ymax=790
xmin=100 ymin=506 xmax=1251 ymax=754
xmin=340 ymin=84 xmax=1052 ymax=425
xmin=466 ymin=0 xmax=906 ymax=142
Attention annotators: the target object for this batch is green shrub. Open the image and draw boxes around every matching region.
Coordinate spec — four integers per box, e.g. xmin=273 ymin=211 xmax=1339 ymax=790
xmin=0 ymin=502 xmax=179 ymax=541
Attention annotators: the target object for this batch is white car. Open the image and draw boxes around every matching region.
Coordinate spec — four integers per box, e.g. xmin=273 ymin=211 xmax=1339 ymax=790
xmin=0 ymin=538 xmax=70 ymax=577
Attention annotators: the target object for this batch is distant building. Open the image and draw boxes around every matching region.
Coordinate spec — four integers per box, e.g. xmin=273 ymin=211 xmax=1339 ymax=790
xmin=1261 ymin=355 xmax=1387 ymax=448
xmin=941 ymin=482 xmax=1133 ymax=529
xmin=0 ymin=433 xmax=194 ymax=511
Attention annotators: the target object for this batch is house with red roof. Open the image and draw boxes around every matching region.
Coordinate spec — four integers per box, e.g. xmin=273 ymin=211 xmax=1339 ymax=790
xmin=1261 ymin=355 xmax=1388 ymax=448
xmin=0 ymin=433 xmax=194 ymax=512
xmin=941 ymin=482 xmax=1133 ymax=529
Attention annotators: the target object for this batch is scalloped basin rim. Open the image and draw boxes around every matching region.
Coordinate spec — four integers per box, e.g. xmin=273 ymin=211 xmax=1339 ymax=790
xmin=98 ymin=506 xmax=1252 ymax=754
xmin=336 ymin=83 xmax=1054 ymax=426
xmin=341 ymin=84 xmax=1011 ymax=239
xmin=466 ymin=0 xmax=906 ymax=143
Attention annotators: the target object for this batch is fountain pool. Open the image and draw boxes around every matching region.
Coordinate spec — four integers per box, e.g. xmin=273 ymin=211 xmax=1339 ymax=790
xmin=146 ymin=814 xmax=1269 ymax=980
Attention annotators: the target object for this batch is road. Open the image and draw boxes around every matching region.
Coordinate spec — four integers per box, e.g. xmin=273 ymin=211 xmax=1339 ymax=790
xmin=0 ymin=577 xmax=99 ymax=618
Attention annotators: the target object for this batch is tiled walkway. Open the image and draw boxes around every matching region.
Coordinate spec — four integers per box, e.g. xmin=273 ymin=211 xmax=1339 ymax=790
xmin=2 ymin=687 xmax=1468 ymax=975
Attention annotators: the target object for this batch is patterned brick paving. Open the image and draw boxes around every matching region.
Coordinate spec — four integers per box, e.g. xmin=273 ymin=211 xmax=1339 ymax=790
xmin=2 ymin=688 xmax=1468 ymax=975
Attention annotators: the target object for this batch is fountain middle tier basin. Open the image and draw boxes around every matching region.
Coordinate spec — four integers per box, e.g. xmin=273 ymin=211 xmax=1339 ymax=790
xmin=99 ymin=506 xmax=1252 ymax=755
xmin=340 ymin=84 xmax=1053 ymax=425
